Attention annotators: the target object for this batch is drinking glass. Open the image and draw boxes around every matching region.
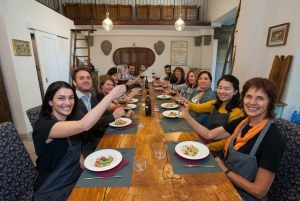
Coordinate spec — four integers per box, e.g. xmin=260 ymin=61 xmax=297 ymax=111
xmin=137 ymin=119 xmax=145 ymax=129
xmin=155 ymin=72 xmax=161 ymax=82
xmin=154 ymin=146 xmax=166 ymax=159
xmin=139 ymin=70 xmax=145 ymax=80
xmin=141 ymin=65 xmax=146 ymax=72
xmin=117 ymin=65 xmax=130 ymax=85
xmin=133 ymin=156 xmax=146 ymax=172
xmin=151 ymin=69 xmax=155 ymax=76
xmin=153 ymin=103 xmax=160 ymax=123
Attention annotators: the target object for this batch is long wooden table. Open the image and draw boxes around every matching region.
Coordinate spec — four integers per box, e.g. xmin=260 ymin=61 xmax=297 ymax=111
xmin=68 ymin=86 xmax=242 ymax=201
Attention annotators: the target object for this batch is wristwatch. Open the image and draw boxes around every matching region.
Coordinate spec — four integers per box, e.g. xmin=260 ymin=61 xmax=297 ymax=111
xmin=224 ymin=169 xmax=231 ymax=175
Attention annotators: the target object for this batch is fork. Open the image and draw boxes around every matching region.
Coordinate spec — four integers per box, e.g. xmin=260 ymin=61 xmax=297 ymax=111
xmin=170 ymin=128 xmax=190 ymax=131
xmin=183 ymin=164 xmax=215 ymax=168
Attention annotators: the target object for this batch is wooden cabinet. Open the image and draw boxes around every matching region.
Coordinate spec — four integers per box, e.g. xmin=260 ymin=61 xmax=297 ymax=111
xmin=113 ymin=47 xmax=155 ymax=76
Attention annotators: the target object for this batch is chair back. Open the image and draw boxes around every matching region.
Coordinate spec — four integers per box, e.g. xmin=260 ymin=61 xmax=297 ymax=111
xmin=268 ymin=118 xmax=300 ymax=201
xmin=26 ymin=105 xmax=42 ymax=128
xmin=0 ymin=122 xmax=37 ymax=200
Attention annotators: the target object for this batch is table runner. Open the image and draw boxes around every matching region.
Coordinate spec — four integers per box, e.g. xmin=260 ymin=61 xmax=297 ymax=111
xmin=105 ymin=119 xmax=138 ymax=134
xmin=167 ymin=141 xmax=222 ymax=174
xmin=161 ymin=118 xmax=194 ymax=133
xmin=75 ymin=148 xmax=135 ymax=187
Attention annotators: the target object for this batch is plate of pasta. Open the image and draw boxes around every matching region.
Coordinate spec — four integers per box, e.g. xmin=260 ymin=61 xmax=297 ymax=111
xmin=161 ymin=102 xmax=178 ymax=109
xmin=175 ymin=141 xmax=209 ymax=160
xmin=162 ymin=110 xmax=181 ymax=118
xmin=84 ymin=149 xmax=122 ymax=171
xmin=124 ymin=104 xmax=136 ymax=110
xmin=129 ymin=98 xmax=138 ymax=104
xmin=157 ymin=94 xmax=170 ymax=99
xmin=109 ymin=118 xmax=132 ymax=127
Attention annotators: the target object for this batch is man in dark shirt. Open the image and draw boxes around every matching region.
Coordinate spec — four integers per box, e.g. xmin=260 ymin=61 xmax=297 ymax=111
xmin=71 ymin=67 xmax=124 ymax=158
xmin=163 ymin=65 xmax=172 ymax=81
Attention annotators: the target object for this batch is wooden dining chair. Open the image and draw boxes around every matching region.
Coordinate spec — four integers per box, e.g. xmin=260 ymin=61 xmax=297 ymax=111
xmin=26 ymin=105 xmax=42 ymax=128
xmin=267 ymin=118 xmax=300 ymax=201
xmin=0 ymin=122 xmax=37 ymax=200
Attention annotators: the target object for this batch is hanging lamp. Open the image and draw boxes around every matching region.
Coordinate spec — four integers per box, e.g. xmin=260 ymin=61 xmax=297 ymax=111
xmin=175 ymin=0 xmax=185 ymax=31
xmin=102 ymin=4 xmax=113 ymax=31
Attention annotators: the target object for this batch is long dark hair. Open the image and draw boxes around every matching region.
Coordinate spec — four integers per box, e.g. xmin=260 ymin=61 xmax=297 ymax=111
xmin=40 ymin=81 xmax=77 ymax=120
xmin=213 ymin=74 xmax=241 ymax=112
xmin=241 ymin=78 xmax=277 ymax=119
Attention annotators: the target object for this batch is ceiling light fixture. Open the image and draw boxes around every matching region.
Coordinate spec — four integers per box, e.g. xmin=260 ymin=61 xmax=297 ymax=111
xmin=175 ymin=1 xmax=185 ymax=31
xmin=102 ymin=4 xmax=113 ymax=31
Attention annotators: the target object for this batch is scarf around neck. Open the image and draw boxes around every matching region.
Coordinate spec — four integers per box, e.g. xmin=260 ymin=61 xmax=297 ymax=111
xmin=224 ymin=117 xmax=269 ymax=157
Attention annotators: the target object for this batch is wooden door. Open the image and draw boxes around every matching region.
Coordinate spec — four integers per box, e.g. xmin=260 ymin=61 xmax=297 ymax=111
xmin=0 ymin=65 xmax=13 ymax=123
xmin=34 ymin=30 xmax=60 ymax=92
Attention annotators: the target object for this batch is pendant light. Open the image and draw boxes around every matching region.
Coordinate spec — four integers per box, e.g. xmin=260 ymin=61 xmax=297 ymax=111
xmin=175 ymin=0 xmax=185 ymax=31
xmin=102 ymin=4 xmax=113 ymax=31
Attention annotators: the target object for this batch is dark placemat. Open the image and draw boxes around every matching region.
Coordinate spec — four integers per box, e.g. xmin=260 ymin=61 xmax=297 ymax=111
xmin=129 ymin=105 xmax=140 ymax=115
xmin=105 ymin=119 xmax=138 ymax=134
xmin=167 ymin=141 xmax=222 ymax=174
xmin=161 ymin=118 xmax=194 ymax=133
xmin=76 ymin=148 xmax=135 ymax=187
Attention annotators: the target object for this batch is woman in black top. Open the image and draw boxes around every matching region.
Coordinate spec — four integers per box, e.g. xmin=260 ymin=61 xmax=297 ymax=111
xmin=32 ymin=81 xmax=126 ymax=200
xmin=169 ymin=66 xmax=186 ymax=85
xmin=181 ymin=77 xmax=286 ymax=201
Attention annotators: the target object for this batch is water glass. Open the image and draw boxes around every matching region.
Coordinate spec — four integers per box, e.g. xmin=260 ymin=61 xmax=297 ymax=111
xmin=137 ymin=119 xmax=145 ymax=129
xmin=153 ymin=103 xmax=160 ymax=123
xmin=133 ymin=156 xmax=146 ymax=172
xmin=154 ymin=146 xmax=166 ymax=159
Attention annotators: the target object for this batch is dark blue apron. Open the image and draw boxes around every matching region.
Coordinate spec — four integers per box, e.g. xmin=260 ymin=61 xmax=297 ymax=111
xmin=33 ymin=138 xmax=82 ymax=201
xmin=225 ymin=119 xmax=272 ymax=201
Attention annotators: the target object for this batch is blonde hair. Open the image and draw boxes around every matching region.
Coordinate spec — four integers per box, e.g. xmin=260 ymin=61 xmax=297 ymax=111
xmin=98 ymin=74 xmax=115 ymax=93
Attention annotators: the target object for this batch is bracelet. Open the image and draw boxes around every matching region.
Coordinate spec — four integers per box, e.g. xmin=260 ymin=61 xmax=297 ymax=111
xmin=224 ymin=169 xmax=231 ymax=175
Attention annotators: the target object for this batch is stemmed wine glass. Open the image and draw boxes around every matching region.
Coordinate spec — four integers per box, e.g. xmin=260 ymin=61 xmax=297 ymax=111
xmin=155 ymin=72 xmax=161 ymax=83
xmin=139 ymin=70 xmax=145 ymax=80
xmin=178 ymin=90 xmax=188 ymax=107
xmin=151 ymin=69 xmax=155 ymax=76
xmin=141 ymin=65 xmax=146 ymax=72
xmin=117 ymin=65 xmax=130 ymax=85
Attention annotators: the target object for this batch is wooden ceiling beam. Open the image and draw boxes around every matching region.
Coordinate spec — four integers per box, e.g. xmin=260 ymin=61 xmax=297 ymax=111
xmin=74 ymin=20 xmax=211 ymax=26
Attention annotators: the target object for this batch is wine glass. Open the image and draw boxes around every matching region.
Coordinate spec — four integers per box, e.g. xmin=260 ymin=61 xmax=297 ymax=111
xmin=139 ymin=70 xmax=145 ymax=80
xmin=141 ymin=65 xmax=146 ymax=72
xmin=155 ymin=72 xmax=161 ymax=83
xmin=117 ymin=65 xmax=130 ymax=85
xmin=117 ymin=94 xmax=128 ymax=106
xmin=151 ymin=69 xmax=155 ymax=76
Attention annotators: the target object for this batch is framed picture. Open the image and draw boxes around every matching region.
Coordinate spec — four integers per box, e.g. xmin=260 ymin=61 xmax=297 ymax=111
xmin=266 ymin=23 xmax=290 ymax=46
xmin=171 ymin=41 xmax=188 ymax=66
xmin=12 ymin=39 xmax=32 ymax=56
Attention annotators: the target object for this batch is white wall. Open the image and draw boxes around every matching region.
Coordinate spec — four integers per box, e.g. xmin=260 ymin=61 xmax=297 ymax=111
xmin=0 ymin=0 xmax=74 ymax=136
xmin=233 ymin=0 xmax=300 ymax=120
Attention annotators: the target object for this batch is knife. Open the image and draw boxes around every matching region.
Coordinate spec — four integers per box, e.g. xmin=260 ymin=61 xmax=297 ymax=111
xmin=83 ymin=175 xmax=122 ymax=180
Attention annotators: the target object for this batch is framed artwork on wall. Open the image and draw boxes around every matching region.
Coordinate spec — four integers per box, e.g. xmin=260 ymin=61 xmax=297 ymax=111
xmin=12 ymin=39 xmax=32 ymax=56
xmin=266 ymin=23 xmax=290 ymax=46
xmin=171 ymin=41 xmax=188 ymax=66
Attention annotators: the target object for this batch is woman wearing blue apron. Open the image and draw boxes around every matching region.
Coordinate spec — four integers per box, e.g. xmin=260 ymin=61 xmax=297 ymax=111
xmin=32 ymin=81 xmax=126 ymax=201
xmin=181 ymin=77 xmax=286 ymax=200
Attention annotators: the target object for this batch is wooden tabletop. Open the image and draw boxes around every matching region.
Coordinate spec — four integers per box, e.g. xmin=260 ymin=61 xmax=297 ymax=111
xmin=68 ymin=86 xmax=242 ymax=201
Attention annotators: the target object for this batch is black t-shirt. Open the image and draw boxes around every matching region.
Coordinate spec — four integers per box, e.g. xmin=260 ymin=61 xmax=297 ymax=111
xmin=33 ymin=116 xmax=80 ymax=173
xmin=95 ymin=93 xmax=105 ymax=102
xmin=223 ymin=117 xmax=286 ymax=173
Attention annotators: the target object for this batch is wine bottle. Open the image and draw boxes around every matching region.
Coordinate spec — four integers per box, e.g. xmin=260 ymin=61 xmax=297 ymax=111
xmin=145 ymin=91 xmax=151 ymax=116
xmin=145 ymin=76 xmax=149 ymax=89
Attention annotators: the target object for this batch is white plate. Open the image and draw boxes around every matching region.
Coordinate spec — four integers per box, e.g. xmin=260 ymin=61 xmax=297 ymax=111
xmin=109 ymin=118 xmax=132 ymax=127
xmin=129 ymin=98 xmax=138 ymax=104
xmin=124 ymin=104 xmax=136 ymax=110
xmin=161 ymin=102 xmax=178 ymax=109
xmin=157 ymin=94 xmax=170 ymax=99
xmin=162 ymin=110 xmax=180 ymax=118
xmin=155 ymin=87 xmax=163 ymax=91
xmin=175 ymin=141 xmax=210 ymax=160
xmin=84 ymin=149 xmax=122 ymax=171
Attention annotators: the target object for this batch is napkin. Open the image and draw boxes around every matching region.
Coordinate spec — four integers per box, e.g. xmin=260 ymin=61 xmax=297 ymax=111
xmin=173 ymin=152 xmax=209 ymax=165
xmin=117 ymin=122 xmax=136 ymax=131
xmin=94 ymin=159 xmax=129 ymax=179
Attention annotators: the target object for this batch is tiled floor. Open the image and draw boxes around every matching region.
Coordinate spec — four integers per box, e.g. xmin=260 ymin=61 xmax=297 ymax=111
xmin=22 ymin=138 xmax=37 ymax=166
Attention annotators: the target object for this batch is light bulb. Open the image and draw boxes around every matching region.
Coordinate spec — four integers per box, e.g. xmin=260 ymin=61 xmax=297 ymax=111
xmin=175 ymin=16 xmax=185 ymax=31
xmin=102 ymin=12 xmax=113 ymax=31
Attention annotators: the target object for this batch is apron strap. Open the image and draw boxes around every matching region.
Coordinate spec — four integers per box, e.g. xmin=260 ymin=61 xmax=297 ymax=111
xmin=249 ymin=119 xmax=272 ymax=156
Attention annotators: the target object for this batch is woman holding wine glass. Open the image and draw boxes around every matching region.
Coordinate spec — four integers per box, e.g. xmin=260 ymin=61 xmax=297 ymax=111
xmin=96 ymin=74 xmax=136 ymax=118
